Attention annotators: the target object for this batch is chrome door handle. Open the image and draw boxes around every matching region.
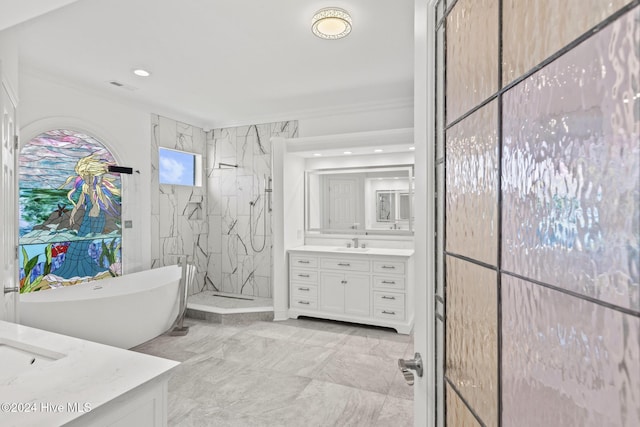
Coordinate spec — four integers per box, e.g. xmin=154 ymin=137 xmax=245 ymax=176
xmin=4 ymin=287 xmax=19 ymax=294
xmin=398 ymin=353 xmax=423 ymax=385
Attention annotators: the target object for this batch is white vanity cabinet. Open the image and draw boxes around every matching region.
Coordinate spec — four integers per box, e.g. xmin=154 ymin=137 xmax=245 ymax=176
xmin=288 ymin=247 xmax=414 ymax=334
xmin=319 ymin=272 xmax=370 ymax=316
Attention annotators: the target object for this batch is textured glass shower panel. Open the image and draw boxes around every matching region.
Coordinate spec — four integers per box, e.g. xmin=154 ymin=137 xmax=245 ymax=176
xmin=446 ymin=382 xmax=482 ymax=427
xmin=446 ymin=0 xmax=498 ymax=124
xmin=446 ymin=257 xmax=497 ymax=426
xmin=446 ymin=101 xmax=498 ymax=266
xmin=502 ymin=8 xmax=640 ymax=311
xmin=502 ymin=275 xmax=640 ymax=426
xmin=502 ymin=0 xmax=631 ymax=85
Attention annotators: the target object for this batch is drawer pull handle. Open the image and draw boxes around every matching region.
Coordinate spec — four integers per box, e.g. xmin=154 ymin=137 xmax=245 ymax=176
xmin=298 ymin=274 xmax=310 ymax=278
xmin=382 ymin=280 xmax=396 ymax=284
xmin=298 ymin=260 xmax=310 ymax=264
xmin=298 ymin=287 xmax=310 ymax=291
xmin=341 ymin=280 xmax=347 ymax=284
xmin=381 ymin=296 xmax=396 ymax=300
xmin=338 ymin=263 xmax=351 ymax=267
xmin=382 ymin=310 xmax=396 ymax=315
xmin=298 ymin=301 xmax=310 ymax=305
xmin=381 ymin=265 xmax=396 ymax=269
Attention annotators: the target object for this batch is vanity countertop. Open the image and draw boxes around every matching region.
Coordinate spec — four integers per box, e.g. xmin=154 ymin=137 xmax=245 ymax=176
xmin=288 ymin=245 xmax=414 ymax=257
xmin=0 ymin=320 xmax=179 ymax=427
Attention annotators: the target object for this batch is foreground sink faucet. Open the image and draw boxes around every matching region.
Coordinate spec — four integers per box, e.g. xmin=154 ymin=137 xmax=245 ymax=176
xmin=352 ymin=237 xmax=359 ymax=248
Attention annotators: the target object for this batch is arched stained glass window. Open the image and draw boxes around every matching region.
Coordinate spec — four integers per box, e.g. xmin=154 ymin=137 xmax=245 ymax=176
xmin=18 ymin=129 xmax=122 ymax=292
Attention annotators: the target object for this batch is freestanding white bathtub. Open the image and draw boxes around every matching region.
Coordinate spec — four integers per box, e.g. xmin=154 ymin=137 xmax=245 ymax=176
xmin=19 ymin=265 xmax=182 ymax=349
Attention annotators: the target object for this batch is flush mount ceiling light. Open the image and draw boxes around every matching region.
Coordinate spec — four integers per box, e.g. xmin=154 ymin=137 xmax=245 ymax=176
xmin=312 ymin=7 xmax=352 ymax=40
xmin=133 ymin=68 xmax=151 ymax=77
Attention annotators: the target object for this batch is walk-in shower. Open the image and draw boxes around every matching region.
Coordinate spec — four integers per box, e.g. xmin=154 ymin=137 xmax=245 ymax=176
xmin=148 ymin=118 xmax=297 ymax=326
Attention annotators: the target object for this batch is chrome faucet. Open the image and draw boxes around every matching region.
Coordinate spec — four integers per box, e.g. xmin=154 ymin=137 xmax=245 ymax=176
xmin=352 ymin=237 xmax=359 ymax=248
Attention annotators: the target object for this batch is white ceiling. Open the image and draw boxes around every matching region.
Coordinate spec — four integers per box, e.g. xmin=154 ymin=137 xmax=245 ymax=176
xmin=10 ymin=0 xmax=414 ymax=128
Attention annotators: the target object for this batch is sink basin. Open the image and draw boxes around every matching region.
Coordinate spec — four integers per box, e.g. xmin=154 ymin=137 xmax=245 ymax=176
xmin=335 ymin=247 xmax=370 ymax=252
xmin=0 ymin=338 xmax=65 ymax=379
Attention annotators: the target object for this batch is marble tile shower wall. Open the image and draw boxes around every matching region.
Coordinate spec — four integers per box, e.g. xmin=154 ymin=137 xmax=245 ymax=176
xmin=206 ymin=121 xmax=298 ymax=298
xmin=151 ymin=115 xmax=208 ymax=296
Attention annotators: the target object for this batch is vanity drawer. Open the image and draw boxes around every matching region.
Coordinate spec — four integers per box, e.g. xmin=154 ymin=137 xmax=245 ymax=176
xmin=372 ymin=260 xmax=405 ymax=275
xmin=292 ymin=284 xmax=318 ymax=300
xmin=374 ymin=291 xmax=405 ymax=310
xmin=290 ymin=254 xmax=318 ymax=268
xmin=374 ymin=307 xmax=405 ymax=321
xmin=373 ymin=276 xmax=405 ymax=290
xmin=291 ymin=298 xmax=318 ymax=310
xmin=320 ymin=258 xmax=370 ymax=272
xmin=290 ymin=269 xmax=318 ymax=283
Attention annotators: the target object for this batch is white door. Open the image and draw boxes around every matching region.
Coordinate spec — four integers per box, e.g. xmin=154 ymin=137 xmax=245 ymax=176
xmin=343 ymin=273 xmax=370 ymax=317
xmin=409 ymin=1 xmax=436 ymax=426
xmin=0 ymin=81 xmax=18 ymax=322
xmin=327 ymin=177 xmax=360 ymax=230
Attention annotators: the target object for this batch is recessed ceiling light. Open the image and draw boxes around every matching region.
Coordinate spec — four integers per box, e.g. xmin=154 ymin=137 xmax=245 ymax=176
xmin=133 ymin=69 xmax=151 ymax=77
xmin=312 ymin=8 xmax=352 ymax=40
xmin=313 ymin=153 xmax=322 ymax=156
xmin=374 ymin=149 xmax=383 ymax=153
xmin=343 ymin=151 xmax=352 ymax=155
xmin=409 ymin=146 xmax=415 ymax=151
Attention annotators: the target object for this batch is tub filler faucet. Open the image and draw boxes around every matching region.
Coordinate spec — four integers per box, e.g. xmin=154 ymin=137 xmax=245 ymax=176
xmin=165 ymin=254 xmax=196 ymax=337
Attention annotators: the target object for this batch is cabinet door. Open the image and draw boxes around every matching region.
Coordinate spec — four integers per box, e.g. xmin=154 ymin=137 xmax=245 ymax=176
xmin=319 ymin=272 xmax=345 ymax=313
xmin=344 ymin=274 xmax=370 ymax=317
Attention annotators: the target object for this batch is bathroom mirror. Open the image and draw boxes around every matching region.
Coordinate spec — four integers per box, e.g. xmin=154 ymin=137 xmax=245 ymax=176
xmin=305 ymin=165 xmax=414 ymax=235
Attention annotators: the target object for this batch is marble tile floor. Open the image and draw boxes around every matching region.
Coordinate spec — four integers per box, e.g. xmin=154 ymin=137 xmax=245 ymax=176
xmin=132 ymin=317 xmax=414 ymax=426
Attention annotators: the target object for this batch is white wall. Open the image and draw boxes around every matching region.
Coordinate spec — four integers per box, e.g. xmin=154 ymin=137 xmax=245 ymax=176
xmin=297 ymin=104 xmax=413 ymax=137
xmin=0 ymin=0 xmax=83 ymax=32
xmin=0 ymin=28 xmax=19 ymax=102
xmin=19 ymin=71 xmax=153 ymax=274
xmin=305 ymin=152 xmax=414 ymax=170
xmin=272 ymin=137 xmax=306 ymax=320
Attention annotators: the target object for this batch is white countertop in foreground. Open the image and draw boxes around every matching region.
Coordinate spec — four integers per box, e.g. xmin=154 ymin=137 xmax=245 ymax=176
xmin=0 ymin=321 xmax=179 ymax=427
xmin=288 ymin=245 xmax=414 ymax=257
